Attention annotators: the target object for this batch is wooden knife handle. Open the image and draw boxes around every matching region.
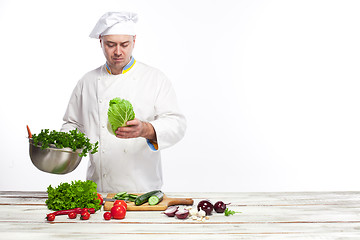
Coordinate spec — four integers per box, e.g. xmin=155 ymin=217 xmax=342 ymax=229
xmin=167 ymin=198 xmax=194 ymax=206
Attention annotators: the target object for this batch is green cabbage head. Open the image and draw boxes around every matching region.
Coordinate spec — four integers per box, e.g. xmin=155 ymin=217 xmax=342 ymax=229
xmin=108 ymin=97 xmax=135 ymax=134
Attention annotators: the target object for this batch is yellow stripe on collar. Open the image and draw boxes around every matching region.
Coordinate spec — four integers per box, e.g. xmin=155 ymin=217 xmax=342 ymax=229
xmin=105 ymin=63 xmax=112 ymax=74
xmin=105 ymin=57 xmax=136 ymax=75
xmin=122 ymin=58 xmax=136 ymax=74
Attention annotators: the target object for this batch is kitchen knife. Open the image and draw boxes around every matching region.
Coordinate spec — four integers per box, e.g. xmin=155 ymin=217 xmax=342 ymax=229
xmin=103 ymin=198 xmax=117 ymax=202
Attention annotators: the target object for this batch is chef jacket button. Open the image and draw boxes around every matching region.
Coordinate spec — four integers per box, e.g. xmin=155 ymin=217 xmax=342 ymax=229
xmin=102 ymin=124 xmax=105 ymax=128
xmin=102 ymin=150 xmax=105 ymax=153
xmin=99 ymin=99 xmax=103 ymax=103
xmin=97 ymin=77 xmax=101 ymax=81
xmin=123 ymin=149 xmax=127 ymax=153
xmin=103 ymin=174 xmax=106 ymax=178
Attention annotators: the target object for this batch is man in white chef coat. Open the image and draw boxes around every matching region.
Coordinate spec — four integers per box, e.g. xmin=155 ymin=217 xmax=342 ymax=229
xmin=61 ymin=12 xmax=186 ymax=193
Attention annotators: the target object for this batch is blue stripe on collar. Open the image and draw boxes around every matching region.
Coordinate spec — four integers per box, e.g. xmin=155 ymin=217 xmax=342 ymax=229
xmin=122 ymin=57 xmax=136 ymax=74
xmin=105 ymin=57 xmax=136 ymax=75
xmin=105 ymin=62 xmax=112 ymax=74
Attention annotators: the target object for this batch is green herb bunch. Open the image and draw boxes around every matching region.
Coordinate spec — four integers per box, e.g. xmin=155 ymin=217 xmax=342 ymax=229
xmin=224 ymin=208 xmax=241 ymax=216
xmin=46 ymin=180 xmax=101 ymax=211
xmin=32 ymin=129 xmax=98 ymax=157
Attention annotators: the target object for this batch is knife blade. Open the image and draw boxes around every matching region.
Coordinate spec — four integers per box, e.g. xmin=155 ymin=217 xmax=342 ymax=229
xmin=103 ymin=198 xmax=135 ymax=203
xmin=103 ymin=198 xmax=117 ymax=202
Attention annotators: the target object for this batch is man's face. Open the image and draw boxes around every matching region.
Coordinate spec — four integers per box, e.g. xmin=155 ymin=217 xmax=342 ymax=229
xmin=100 ymin=35 xmax=136 ymax=73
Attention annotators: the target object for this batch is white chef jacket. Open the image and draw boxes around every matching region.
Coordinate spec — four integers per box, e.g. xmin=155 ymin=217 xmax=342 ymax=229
xmin=61 ymin=60 xmax=186 ymax=193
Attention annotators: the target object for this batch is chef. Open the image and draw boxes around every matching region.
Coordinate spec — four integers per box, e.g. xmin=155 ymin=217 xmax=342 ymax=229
xmin=61 ymin=12 xmax=186 ymax=193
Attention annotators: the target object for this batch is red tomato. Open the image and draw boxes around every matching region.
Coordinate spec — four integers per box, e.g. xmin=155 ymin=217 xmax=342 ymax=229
xmin=113 ymin=200 xmax=127 ymax=210
xmin=68 ymin=212 xmax=77 ymax=219
xmin=103 ymin=211 xmax=112 ymax=220
xmin=88 ymin=208 xmax=96 ymax=214
xmin=111 ymin=205 xmax=126 ymax=219
xmin=81 ymin=211 xmax=90 ymax=220
xmin=81 ymin=208 xmax=89 ymax=214
xmin=46 ymin=213 xmax=55 ymax=221
xmin=97 ymin=193 xmax=103 ymax=205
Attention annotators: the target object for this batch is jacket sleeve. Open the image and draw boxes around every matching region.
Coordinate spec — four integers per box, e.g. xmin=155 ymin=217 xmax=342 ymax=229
xmin=149 ymin=72 xmax=186 ymax=150
xmin=60 ymin=80 xmax=84 ymax=133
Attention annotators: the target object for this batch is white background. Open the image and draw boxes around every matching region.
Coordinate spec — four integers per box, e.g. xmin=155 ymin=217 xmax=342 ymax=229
xmin=0 ymin=0 xmax=359 ymax=192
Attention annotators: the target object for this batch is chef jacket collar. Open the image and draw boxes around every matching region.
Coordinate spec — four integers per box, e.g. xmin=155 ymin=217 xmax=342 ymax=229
xmin=105 ymin=57 xmax=136 ymax=75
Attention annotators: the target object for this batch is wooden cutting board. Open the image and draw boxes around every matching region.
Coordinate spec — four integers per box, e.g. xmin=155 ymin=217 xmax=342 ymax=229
xmin=103 ymin=193 xmax=194 ymax=211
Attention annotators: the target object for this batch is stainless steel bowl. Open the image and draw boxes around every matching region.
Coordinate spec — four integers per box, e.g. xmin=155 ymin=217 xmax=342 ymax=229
xmin=29 ymin=139 xmax=82 ymax=174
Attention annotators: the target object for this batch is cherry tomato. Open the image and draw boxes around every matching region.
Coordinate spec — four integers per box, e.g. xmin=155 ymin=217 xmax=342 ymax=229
xmin=80 ymin=211 xmax=90 ymax=220
xmin=111 ymin=205 xmax=126 ymax=219
xmin=68 ymin=212 xmax=77 ymax=219
xmin=113 ymin=200 xmax=127 ymax=210
xmin=46 ymin=213 xmax=55 ymax=221
xmin=103 ymin=211 xmax=112 ymax=220
xmin=97 ymin=193 xmax=103 ymax=205
xmin=81 ymin=208 xmax=89 ymax=214
xmin=88 ymin=208 xmax=96 ymax=214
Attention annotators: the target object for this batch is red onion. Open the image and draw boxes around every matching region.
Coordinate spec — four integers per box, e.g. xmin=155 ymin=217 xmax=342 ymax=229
xmin=175 ymin=209 xmax=189 ymax=219
xmin=214 ymin=201 xmax=227 ymax=213
xmin=197 ymin=200 xmax=214 ymax=215
xmin=163 ymin=206 xmax=179 ymax=217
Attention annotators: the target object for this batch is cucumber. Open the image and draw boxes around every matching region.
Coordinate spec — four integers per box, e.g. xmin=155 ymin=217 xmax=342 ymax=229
xmin=113 ymin=191 xmax=127 ymax=199
xmin=134 ymin=190 xmax=163 ymax=206
xmin=113 ymin=192 xmax=138 ymax=202
xmin=128 ymin=194 xmax=137 ymax=202
xmin=148 ymin=191 xmax=164 ymax=205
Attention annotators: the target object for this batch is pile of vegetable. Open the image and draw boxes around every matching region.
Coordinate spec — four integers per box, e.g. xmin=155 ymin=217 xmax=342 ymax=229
xmin=103 ymin=200 xmax=127 ymax=220
xmin=103 ymin=190 xmax=165 ymax=221
xmin=46 ymin=180 xmax=102 ymax=211
xmin=108 ymin=97 xmax=135 ymax=134
xmin=112 ymin=190 xmax=164 ymax=206
xmin=164 ymin=199 xmax=240 ymax=221
xmin=32 ymin=129 xmax=98 ymax=157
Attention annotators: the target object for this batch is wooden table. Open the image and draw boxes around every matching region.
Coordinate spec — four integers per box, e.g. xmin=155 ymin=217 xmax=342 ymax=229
xmin=0 ymin=191 xmax=359 ymax=239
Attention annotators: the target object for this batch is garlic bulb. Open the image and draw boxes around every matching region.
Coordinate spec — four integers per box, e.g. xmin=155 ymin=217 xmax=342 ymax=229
xmin=189 ymin=208 xmax=198 ymax=217
xmin=197 ymin=209 xmax=206 ymax=217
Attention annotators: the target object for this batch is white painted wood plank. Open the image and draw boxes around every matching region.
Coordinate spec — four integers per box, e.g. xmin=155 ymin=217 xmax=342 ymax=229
xmin=1 ymin=191 xmax=360 ymax=239
xmin=2 ymin=191 xmax=360 ymax=206
xmin=0 ymin=222 xmax=360 ymax=239
xmin=1 ymin=232 xmax=359 ymax=240
xmin=174 ymin=192 xmax=360 ymax=206
xmin=1 ymin=204 xmax=360 ymax=223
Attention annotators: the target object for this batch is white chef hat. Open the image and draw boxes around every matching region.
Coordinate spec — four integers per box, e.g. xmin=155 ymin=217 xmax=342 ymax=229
xmin=89 ymin=12 xmax=138 ymax=38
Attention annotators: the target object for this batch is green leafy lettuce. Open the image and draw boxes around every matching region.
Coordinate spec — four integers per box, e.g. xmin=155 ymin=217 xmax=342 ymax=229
xmin=46 ymin=180 xmax=101 ymax=211
xmin=108 ymin=97 xmax=135 ymax=134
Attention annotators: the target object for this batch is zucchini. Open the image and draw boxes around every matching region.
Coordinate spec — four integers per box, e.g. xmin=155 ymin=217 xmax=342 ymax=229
xmin=134 ymin=190 xmax=163 ymax=206
xmin=148 ymin=191 xmax=164 ymax=205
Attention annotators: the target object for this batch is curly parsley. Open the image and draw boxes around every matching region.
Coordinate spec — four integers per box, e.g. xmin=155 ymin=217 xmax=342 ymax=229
xmin=32 ymin=129 xmax=98 ymax=157
xmin=224 ymin=208 xmax=241 ymax=216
